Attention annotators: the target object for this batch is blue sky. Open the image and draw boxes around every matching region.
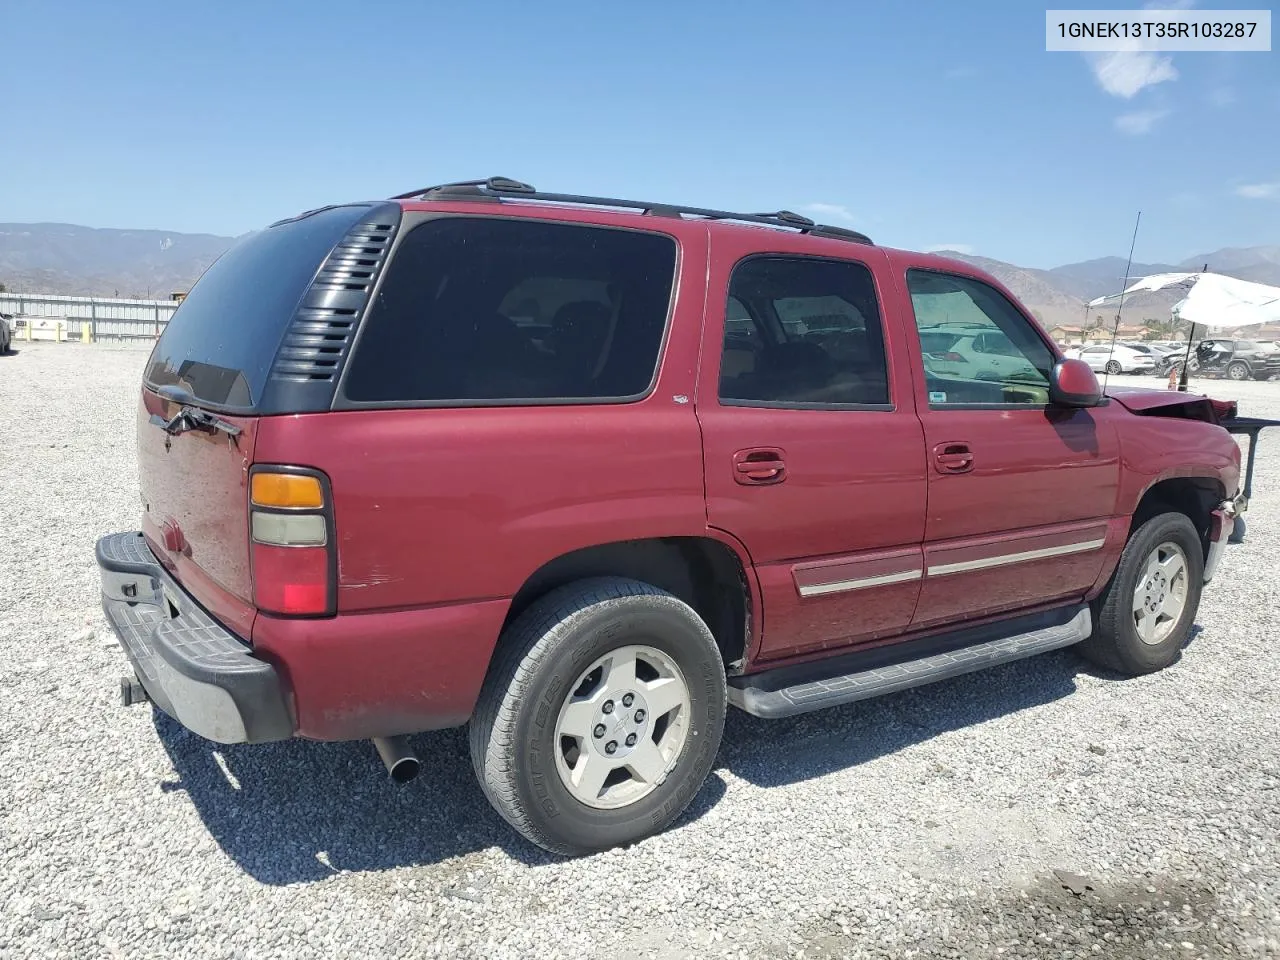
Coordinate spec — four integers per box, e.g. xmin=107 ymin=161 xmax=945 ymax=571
xmin=2 ymin=0 xmax=1276 ymax=267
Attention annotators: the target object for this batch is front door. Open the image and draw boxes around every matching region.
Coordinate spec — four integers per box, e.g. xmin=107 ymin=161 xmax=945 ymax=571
xmin=899 ymin=263 xmax=1122 ymax=629
xmin=696 ymin=235 xmax=928 ymax=662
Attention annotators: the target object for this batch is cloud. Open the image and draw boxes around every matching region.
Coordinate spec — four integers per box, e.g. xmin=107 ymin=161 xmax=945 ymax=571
xmin=802 ymin=203 xmax=857 ymax=224
xmin=1086 ymin=50 xmax=1179 ymax=98
xmin=1115 ymin=108 xmax=1171 ymax=135
xmin=1236 ymin=182 xmax=1280 ymax=200
xmin=925 ymin=244 xmax=976 ymax=256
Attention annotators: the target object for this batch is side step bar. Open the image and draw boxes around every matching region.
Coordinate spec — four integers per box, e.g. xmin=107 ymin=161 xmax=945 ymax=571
xmin=729 ymin=605 xmax=1092 ymax=719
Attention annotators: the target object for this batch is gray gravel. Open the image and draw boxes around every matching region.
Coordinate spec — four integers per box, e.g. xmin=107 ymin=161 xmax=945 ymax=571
xmin=2 ymin=342 xmax=1279 ymax=959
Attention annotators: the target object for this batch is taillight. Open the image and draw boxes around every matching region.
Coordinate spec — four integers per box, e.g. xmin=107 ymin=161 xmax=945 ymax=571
xmin=929 ymin=351 xmax=965 ymax=362
xmin=249 ymin=467 xmax=335 ymax=616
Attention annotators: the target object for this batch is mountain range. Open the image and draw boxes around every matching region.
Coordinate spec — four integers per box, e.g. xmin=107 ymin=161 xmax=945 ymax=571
xmin=2 ymin=222 xmax=1278 ymax=331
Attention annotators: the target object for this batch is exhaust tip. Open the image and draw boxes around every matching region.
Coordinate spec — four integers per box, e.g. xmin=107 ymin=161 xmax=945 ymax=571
xmin=388 ymin=755 xmax=421 ymax=784
xmin=372 ymin=736 xmax=421 ymax=784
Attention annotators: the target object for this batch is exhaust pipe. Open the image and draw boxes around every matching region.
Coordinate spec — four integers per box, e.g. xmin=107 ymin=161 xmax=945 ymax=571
xmin=372 ymin=736 xmax=421 ymax=784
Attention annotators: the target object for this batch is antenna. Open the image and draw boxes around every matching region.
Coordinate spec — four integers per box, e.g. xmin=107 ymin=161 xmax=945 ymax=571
xmin=1176 ymin=262 xmax=1209 ymax=392
xmin=1102 ymin=211 xmax=1142 ymax=393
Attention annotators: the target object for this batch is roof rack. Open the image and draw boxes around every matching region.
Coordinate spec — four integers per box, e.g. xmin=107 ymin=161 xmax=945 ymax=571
xmin=390 ymin=176 xmax=873 ymax=245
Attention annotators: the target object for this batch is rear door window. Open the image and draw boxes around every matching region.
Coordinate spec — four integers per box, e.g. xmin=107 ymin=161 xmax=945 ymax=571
xmin=341 ymin=218 xmax=677 ymax=404
xmin=144 ymin=204 xmax=373 ymax=409
xmin=718 ymin=256 xmax=890 ymax=407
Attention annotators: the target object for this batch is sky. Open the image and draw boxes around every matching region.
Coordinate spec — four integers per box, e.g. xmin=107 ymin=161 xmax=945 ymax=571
xmin=2 ymin=0 xmax=1276 ymax=268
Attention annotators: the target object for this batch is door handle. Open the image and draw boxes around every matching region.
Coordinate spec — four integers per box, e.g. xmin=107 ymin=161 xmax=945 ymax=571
xmin=733 ymin=448 xmax=787 ymax=485
xmin=933 ymin=442 xmax=974 ymax=474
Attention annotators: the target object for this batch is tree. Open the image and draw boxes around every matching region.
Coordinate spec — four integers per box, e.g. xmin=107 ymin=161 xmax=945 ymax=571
xmin=0 ymin=282 xmax=7 ymax=293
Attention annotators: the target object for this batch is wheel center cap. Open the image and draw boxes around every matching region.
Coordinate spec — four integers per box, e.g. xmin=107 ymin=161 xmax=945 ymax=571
xmin=591 ymin=690 xmax=650 ymax=760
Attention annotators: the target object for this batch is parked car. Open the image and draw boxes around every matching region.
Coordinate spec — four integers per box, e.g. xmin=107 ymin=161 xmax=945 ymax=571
xmin=0 ymin=313 xmax=12 ymax=354
xmin=1192 ymin=339 xmax=1280 ymax=381
xmin=97 ymin=178 xmax=1260 ymax=856
xmin=1068 ymin=342 xmax=1158 ymax=374
xmin=919 ymin=323 xmax=1044 ymax=384
xmin=1120 ymin=341 xmax=1182 ymax=375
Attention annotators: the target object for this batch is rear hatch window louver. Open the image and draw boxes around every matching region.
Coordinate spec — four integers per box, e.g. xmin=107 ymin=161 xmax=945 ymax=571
xmin=270 ymin=219 xmax=398 ymax=384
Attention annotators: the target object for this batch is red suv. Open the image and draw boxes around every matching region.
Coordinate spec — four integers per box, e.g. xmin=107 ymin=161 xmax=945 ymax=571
xmin=97 ymin=177 xmax=1264 ymax=856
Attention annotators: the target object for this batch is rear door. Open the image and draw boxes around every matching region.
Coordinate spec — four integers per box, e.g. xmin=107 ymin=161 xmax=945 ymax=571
xmin=696 ymin=232 xmax=927 ymax=662
xmin=896 ymin=261 xmax=1121 ymax=629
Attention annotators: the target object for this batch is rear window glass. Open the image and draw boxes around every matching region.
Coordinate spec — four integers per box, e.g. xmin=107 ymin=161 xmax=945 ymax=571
xmin=342 ymin=218 xmax=677 ymax=404
xmin=144 ymin=205 xmax=368 ymax=408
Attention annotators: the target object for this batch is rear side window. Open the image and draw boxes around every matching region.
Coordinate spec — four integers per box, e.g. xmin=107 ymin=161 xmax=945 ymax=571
xmin=342 ymin=218 xmax=677 ymax=404
xmin=144 ymin=205 xmax=370 ymax=409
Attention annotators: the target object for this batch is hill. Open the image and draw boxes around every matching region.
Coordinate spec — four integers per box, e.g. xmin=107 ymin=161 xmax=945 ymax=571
xmin=0 ymin=223 xmax=236 ymax=299
xmin=1 ymin=222 xmax=1275 ymax=335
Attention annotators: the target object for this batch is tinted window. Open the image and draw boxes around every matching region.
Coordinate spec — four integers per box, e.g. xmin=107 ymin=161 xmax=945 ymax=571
xmin=145 ymin=205 xmax=369 ymax=408
xmin=718 ymin=257 xmax=889 ymax=406
xmin=343 ymin=218 xmax=676 ymax=404
xmin=907 ymin=270 xmax=1054 ymax=406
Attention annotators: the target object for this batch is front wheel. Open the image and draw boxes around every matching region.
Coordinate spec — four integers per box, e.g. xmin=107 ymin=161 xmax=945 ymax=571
xmin=469 ymin=577 xmax=727 ymax=856
xmin=1105 ymin=360 xmax=1123 ymax=375
xmin=1078 ymin=512 xmax=1203 ymax=675
xmin=1227 ymin=361 xmax=1250 ymax=381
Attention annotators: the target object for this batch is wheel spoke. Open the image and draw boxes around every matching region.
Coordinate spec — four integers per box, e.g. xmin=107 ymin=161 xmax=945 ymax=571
xmin=1141 ymin=551 xmax=1161 ymax=583
xmin=1131 ymin=589 xmax=1147 ymax=614
xmin=559 ymin=697 xmax=600 ymax=740
xmin=602 ymin=649 xmax=637 ymax=693
xmin=571 ymin=752 xmax=614 ymax=801
xmin=1134 ymin=609 xmax=1157 ymax=643
xmin=1159 ymin=592 xmax=1184 ymax=621
xmin=1159 ymin=550 xmax=1186 ymax=582
xmin=624 ymin=739 xmax=669 ymax=786
xmin=640 ymin=676 xmax=686 ymax=719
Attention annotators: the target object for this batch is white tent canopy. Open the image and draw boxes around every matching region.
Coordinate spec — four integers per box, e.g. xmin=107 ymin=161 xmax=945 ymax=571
xmin=1088 ymin=272 xmax=1280 ymax=330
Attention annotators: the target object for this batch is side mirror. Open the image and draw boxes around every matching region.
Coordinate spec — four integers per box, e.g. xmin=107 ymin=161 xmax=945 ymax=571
xmin=1049 ymin=358 xmax=1102 ymax=407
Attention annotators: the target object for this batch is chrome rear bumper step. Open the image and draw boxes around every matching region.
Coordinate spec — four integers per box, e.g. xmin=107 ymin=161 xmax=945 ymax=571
xmin=729 ymin=605 xmax=1091 ymax=719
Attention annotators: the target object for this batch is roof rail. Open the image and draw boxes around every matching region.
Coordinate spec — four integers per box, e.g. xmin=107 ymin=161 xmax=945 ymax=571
xmin=390 ymin=176 xmax=873 ymax=245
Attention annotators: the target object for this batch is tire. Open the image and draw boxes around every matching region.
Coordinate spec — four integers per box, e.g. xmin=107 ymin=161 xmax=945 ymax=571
xmin=1227 ymin=361 xmax=1250 ymax=381
xmin=469 ymin=577 xmax=727 ymax=856
xmin=1105 ymin=360 xmax=1122 ymax=375
xmin=1078 ymin=512 xmax=1204 ymax=676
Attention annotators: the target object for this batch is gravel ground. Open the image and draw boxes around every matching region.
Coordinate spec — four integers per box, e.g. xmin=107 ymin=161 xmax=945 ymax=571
xmin=2 ymin=342 xmax=1279 ymax=960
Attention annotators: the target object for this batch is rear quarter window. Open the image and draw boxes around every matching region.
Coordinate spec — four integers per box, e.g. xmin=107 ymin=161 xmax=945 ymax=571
xmin=341 ymin=218 xmax=678 ymax=405
xmin=145 ymin=205 xmax=372 ymax=409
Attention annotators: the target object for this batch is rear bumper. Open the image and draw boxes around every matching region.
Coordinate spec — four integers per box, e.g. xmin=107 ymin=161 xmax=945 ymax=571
xmin=96 ymin=532 xmax=294 ymax=744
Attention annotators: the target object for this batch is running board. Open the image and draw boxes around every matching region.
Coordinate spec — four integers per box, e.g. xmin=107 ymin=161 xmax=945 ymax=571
xmin=729 ymin=605 xmax=1092 ymax=719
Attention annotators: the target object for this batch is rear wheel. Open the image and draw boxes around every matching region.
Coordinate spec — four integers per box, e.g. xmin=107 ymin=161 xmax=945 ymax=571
xmin=1227 ymin=361 xmax=1250 ymax=381
xmin=469 ymin=577 xmax=727 ymax=856
xmin=1079 ymin=512 xmax=1203 ymax=675
xmin=1105 ymin=360 xmax=1123 ymax=375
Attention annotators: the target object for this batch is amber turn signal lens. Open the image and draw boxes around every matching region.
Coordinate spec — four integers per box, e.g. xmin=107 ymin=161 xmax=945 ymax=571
xmin=251 ymin=473 xmax=324 ymax=509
